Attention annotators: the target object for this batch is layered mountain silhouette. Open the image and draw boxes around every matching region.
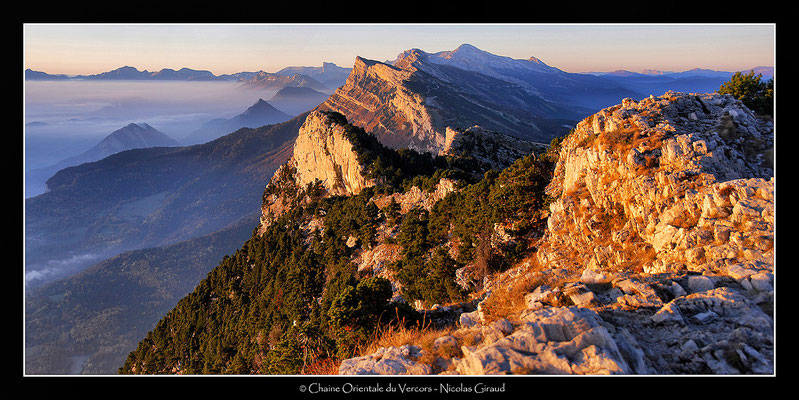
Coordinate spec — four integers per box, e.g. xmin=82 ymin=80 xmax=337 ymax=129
xmin=266 ymin=86 xmax=330 ymax=116
xmin=26 ymin=123 xmax=180 ymax=197
xmin=239 ymin=71 xmax=330 ymax=92
xmin=180 ymin=98 xmax=293 ymax=145
xmin=25 ymin=63 xmax=353 ymax=86
xmin=25 ymin=114 xmax=306 ymax=287
xmin=25 ymin=212 xmax=261 ymax=375
xmin=275 ymin=62 xmax=352 ymax=90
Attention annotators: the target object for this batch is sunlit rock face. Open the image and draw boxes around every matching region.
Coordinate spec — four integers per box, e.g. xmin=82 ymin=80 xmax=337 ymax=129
xmin=317 ymin=56 xmax=441 ymax=153
xmin=541 ymin=91 xmax=774 ymax=277
xmin=257 ymin=110 xmax=375 ymax=234
xmin=292 ymin=111 xmax=375 ymax=197
xmin=317 ymin=50 xmax=574 ymax=155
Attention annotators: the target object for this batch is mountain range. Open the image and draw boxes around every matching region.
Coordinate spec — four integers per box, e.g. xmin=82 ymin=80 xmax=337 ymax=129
xmin=24 ymin=44 xmax=775 ymax=376
xmin=117 ymin=92 xmax=775 ymax=376
xmin=25 ymin=62 xmax=353 ymax=92
xmin=316 ymin=45 xmax=620 ymax=153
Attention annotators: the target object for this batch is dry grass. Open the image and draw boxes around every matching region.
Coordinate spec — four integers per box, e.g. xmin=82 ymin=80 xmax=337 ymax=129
xmin=302 ymin=357 xmax=341 ymax=375
xmin=360 ymin=315 xmax=452 ymax=356
xmin=479 ymin=257 xmax=548 ymax=324
xmin=480 ymin=277 xmax=541 ymax=323
xmin=351 ymin=313 xmax=462 ymax=373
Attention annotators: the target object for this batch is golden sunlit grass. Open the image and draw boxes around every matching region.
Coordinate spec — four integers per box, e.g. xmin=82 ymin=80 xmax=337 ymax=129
xmin=302 ymin=357 xmax=341 ymax=375
xmin=479 ymin=272 xmax=543 ymax=324
xmin=360 ymin=312 xmax=452 ymax=356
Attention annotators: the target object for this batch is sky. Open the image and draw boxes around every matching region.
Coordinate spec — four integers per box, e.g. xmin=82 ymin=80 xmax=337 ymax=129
xmin=23 ymin=23 xmax=775 ymax=76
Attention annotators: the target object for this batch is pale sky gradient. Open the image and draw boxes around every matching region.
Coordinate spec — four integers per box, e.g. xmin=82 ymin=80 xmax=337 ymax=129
xmin=23 ymin=24 xmax=775 ymax=76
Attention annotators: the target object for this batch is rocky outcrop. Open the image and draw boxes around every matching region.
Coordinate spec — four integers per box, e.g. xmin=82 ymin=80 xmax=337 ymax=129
xmin=257 ymin=111 xmax=375 ymax=234
xmin=541 ymin=91 xmax=773 ymax=277
xmin=454 ymin=307 xmax=635 ymax=375
xmin=293 ymin=111 xmax=375 ymax=196
xmin=338 ymin=92 xmax=774 ymax=375
xmin=338 ymin=345 xmax=432 ymax=375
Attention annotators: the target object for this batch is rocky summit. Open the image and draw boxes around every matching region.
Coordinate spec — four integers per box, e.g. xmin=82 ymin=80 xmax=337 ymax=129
xmin=337 ymin=92 xmax=774 ymax=375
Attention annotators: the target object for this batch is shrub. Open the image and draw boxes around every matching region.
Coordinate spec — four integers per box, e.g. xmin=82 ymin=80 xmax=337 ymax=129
xmin=719 ymin=71 xmax=773 ymax=117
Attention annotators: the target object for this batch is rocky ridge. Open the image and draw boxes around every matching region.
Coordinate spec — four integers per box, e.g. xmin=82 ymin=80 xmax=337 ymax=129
xmin=337 ymin=92 xmax=775 ymax=375
xmin=442 ymin=126 xmax=546 ymax=171
xmin=317 ymin=56 xmax=442 ymax=152
xmin=256 ymin=110 xmax=542 ymax=237
xmin=317 ymin=53 xmax=575 ymax=154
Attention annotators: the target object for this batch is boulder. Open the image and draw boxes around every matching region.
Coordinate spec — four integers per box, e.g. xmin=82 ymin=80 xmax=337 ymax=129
xmin=339 ymin=345 xmax=432 ymax=375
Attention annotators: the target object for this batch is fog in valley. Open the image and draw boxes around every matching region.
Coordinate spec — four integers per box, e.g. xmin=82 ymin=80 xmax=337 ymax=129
xmin=24 ymin=80 xmax=280 ymax=287
xmin=24 ymin=80 xmax=279 ymax=174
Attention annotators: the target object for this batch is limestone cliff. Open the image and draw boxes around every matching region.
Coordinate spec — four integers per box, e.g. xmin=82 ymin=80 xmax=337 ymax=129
xmin=292 ymin=111 xmax=375 ymax=196
xmin=316 ymin=56 xmax=443 ymax=153
xmin=257 ymin=111 xmax=375 ymax=234
xmin=316 ymin=52 xmax=574 ymax=154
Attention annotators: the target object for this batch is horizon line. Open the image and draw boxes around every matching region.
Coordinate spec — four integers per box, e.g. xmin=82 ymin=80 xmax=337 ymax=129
xmin=25 ymin=64 xmax=776 ymax=79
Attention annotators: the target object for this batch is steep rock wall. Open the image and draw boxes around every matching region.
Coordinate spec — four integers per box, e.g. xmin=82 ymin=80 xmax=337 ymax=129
xmin=317 ymin=57 xmax=442 ymax=152
xmin=257 ymin=111 xmax=375 ymax=234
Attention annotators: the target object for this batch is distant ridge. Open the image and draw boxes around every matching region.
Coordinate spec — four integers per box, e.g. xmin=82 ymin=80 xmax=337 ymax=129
xmin=26 ymin=123 xmax=179 ymax=197
xmin=267 ymin=86 xmax=330 ymax=116
xmin=24 ymin=64 xmax=352 ymax=83
xmin=25 ymin=69 xmax=71 ymax=80
xmin=276 ymin=62 xmax=352 ymax=90
xmin=587 ymin=66 xmax=773 ymax=79
xmin=180 ymin=98 xmax=293 ymax=145
xmin=239 ymin=71 xmax=330 ymax=92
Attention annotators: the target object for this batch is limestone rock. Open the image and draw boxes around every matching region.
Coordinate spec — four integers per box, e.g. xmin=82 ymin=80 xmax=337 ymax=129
xmin=317 ymin=51 xmax=569 ymax=154
xmin=454 ymin=307 xmax=633 ymax=375
xmin=541 ymin=92 xmax=773 ymax=277
xmin=292 ymin=111 xmax=375 ymax=197
xmin=338 ymin=345 xmax=432 ymax=375
xmin=324 ymin=93 xmax=775 ymax=376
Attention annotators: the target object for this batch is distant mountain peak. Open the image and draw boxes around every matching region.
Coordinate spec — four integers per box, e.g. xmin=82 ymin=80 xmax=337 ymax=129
xmin=527 ymin=56 xmax=546 ymax=64
xmin=424 ymin=44 xmax=559 ymax=76
xmin=34 ymin=122 xmax=181 ymax=190
xmin=104 ymin=122 xmax=176 ymax=145
xmin=642 ymin=69 xmax=672 ymax=75
xmin=122 ymin=122 xmax=152 ymax=129
xmin=241 ymin=98 xmax=283 ymax=117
